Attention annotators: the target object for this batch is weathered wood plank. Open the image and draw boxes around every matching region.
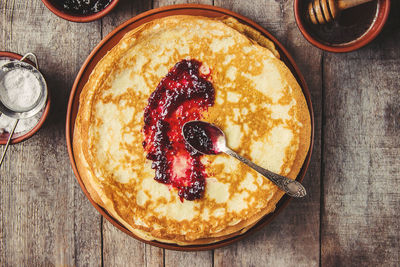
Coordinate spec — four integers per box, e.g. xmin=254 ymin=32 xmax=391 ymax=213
xmin=164 ymin=250 xmax=213 ymax=267
xmin=321 ymin=4 xmax=400 ymax=265
xmin=101 ymin=1 xmax=164 ymax=266
xmin=0 ymin=0 xmax=12 ymax=51
xmin=2 ymin=0 xmax=398 ymax=266
xmin=0 ymin=0 xmax=102 ymax=266
xmin=103 ymin=220 xmax=163 ymax=267
xmin=213 ymin=1 xmax=321 ymax=266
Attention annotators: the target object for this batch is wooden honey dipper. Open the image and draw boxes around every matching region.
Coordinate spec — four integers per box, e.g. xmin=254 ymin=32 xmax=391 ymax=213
xmin=308 ymin=0 xmax=375 ymax=24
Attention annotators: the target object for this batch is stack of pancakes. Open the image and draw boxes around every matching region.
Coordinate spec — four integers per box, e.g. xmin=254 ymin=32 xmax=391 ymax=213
xmin=73 ymin=15 xmax=311 ymax=245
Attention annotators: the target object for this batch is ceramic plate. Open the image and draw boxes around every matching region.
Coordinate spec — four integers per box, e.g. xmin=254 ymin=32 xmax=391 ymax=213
xmin=66 ymin=4 xmax=314 ymax=251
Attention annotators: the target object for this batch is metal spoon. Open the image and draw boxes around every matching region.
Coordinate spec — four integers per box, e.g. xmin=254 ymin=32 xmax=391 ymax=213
xmin=182 ymin=120 xmax=307 ymax=198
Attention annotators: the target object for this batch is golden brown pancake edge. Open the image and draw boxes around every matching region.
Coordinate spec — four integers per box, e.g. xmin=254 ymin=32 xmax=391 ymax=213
xmin=73 ymin=15 xmax=311 ymax=245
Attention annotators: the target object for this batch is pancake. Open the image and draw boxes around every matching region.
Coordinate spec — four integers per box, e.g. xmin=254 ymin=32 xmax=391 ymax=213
xmin=73 ymin=15 xmax=311 ymax=245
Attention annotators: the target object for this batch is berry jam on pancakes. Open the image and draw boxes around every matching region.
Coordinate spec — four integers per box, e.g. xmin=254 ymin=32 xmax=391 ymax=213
xmin=143 ymin=59 xmax=215 ymax=201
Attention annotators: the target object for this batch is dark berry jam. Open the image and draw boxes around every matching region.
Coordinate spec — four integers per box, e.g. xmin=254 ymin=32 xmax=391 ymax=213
xmin=143 ymin=59 xmax=215 ymax=201
xmin=183 ymin=121 xmax=221 ymax=155
xmin=51 ymin=0 xmax=113 ymax=16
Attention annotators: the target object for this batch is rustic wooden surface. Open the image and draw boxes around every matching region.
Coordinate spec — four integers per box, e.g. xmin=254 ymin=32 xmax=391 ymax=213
xmin=0 ymin=0 xmax=398 ymax=266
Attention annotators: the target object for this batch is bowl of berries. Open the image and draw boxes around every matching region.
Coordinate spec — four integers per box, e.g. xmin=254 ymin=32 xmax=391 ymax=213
xmin=41 ymin=0 xmax=119 ymax=23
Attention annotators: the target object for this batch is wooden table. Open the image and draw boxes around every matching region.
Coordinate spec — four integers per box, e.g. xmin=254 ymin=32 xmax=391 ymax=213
xmin=1 ymin=0 xmax=399 ymax=266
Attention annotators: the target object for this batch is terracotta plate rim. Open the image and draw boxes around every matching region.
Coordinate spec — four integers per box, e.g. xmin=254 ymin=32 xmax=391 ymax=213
xmin=0 ymin=51 xmax=51 ymax=145
xmin=66 ymin=4 xmax=315 ymax=251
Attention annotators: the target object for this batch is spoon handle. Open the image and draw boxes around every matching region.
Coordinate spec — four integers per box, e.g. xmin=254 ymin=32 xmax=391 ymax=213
xmin=224 ymin=148 xmax=306 ymax=198
xmin=0 ymin=119 xmax=19 ymax=168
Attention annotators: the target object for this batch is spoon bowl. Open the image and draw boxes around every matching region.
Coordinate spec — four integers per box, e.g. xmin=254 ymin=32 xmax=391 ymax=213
xmin=182 ymin=120 xmax=307 ymax=198
xmin=182 ymin=120 xmax=225 ymax=155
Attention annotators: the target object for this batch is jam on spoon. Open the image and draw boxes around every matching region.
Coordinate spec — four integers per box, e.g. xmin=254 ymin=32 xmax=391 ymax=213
xmin=182 ymin=121 xmax=307 ymax=198
xmin=181 ymin=121 xmax=223 ymax=155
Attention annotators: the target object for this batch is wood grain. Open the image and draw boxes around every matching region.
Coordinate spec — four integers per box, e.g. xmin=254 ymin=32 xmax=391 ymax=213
xmin=103 ymin=220 xmax=163 ymax=267
xmin=321 ymin=3 xmax=400 ymax=265
xmin=212 ymin=1 xmax=321 ymax=266
xmin=0 ymin=0 xmax=102 ymax=266
xmin=1 ymin=0 xmax=400 ymax=266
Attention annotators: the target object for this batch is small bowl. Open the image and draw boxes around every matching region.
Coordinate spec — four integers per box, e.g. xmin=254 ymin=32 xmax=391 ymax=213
xmin=41 ymin=0 xmax=120 ymax=23
xmin=0 ymin=51 xmax=50 ymax=145
xmin=294 ymin=0 xmax=390 ymax=52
